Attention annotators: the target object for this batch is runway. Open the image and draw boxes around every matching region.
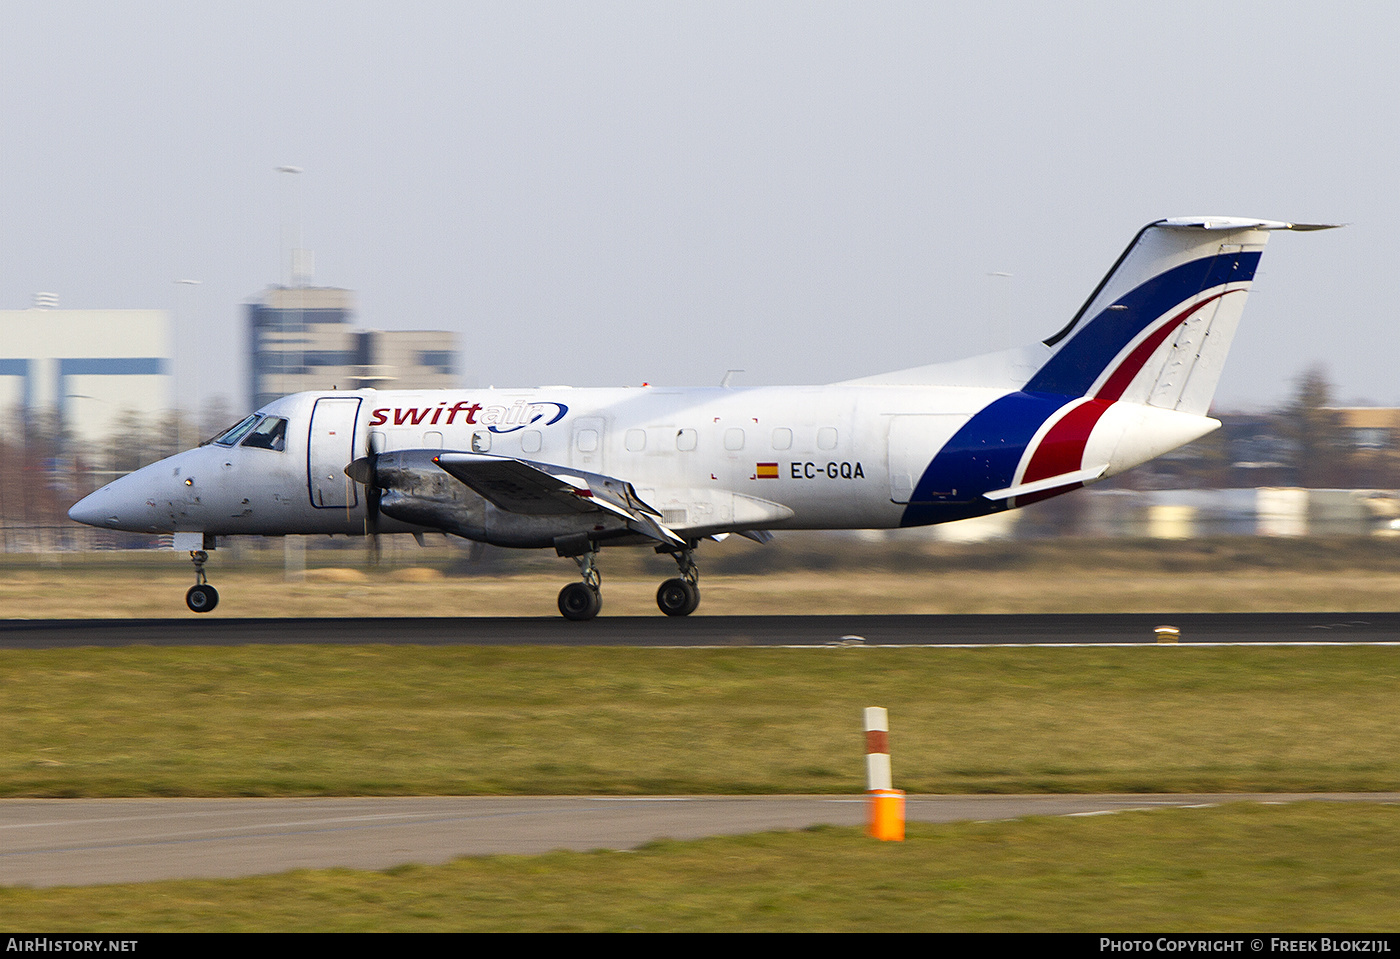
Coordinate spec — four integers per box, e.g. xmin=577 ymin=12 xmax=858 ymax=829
xmin=6 ymin=793 xmax=1397 ymax=887
xmin=5 ymin=611 xmax=1400 ymax=649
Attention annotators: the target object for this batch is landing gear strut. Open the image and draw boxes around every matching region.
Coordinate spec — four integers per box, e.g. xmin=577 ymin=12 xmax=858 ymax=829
xmin=553 ymin=542 xmax=702 ymax=620
xmin=185 ymin=550 xmax=219 ymax=613
xmin=656 ymin=547 xmax=700 ymax=617
xmin=557 ymin=547 xmax=602 ymax=621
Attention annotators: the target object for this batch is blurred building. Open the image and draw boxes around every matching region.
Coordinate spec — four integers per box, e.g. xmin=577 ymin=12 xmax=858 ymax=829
xmin=0 ymin=296 xmax=169 ymax=446
xmin=1331 ymin=407 xmax=1400 ymax=488
xmin=246 ymin=286 xmax=458 ymax=410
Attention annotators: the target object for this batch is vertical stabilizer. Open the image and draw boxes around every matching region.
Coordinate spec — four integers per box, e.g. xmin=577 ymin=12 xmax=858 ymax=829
xmin=1027 ymin=217 xmax=1336 ymax=415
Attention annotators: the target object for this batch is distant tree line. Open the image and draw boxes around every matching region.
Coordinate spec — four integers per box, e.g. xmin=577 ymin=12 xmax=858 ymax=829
xmin=0 ymin=398 xmax=235 ymax=530
xmin=1107 ymin=365 xmax=1393 ymax=491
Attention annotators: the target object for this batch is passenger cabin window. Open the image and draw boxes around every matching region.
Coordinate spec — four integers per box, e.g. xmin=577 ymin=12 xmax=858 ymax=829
xmin=241 ymin=416 xmax=288 ymax=451
xmin=625 ymin=429 xmax=646 ymax=452
xmin=772 ymin=428 xmax=792 ymax=451
xmin=521 ymin=430 xmax=542 ymax=453
xmin=676 ymin=429 xmax=697 ymax=452
xmin=210 ymin=414 xmax=261 ymax=447
xmin=471 ymin=431 xmax=491 ymax=453
xmin=818 ymin=427 xmax=838 ymax=451
xmin=725 ymin=428 xmax=745 ymax=451
xmin=577 ymin=429 xmax=599 ymax=452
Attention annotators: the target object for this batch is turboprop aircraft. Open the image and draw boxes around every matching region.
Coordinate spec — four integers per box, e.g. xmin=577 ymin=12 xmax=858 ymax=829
xmin=69 ymin=216 xmax=1336 ymax=619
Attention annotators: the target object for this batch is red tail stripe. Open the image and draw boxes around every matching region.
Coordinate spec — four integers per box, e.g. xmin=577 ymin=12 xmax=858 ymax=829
xmin=1022 ymin=399 xmax=1113 ymax=486
xmin=1094 ymin=292 xmax=1229 ymax=402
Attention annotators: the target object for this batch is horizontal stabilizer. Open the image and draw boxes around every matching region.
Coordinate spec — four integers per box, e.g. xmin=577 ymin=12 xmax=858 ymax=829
xmin=1158 ymin=217 xmax=1342 ymax=232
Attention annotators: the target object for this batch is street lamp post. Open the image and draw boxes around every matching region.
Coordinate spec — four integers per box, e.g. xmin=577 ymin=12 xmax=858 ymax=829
xmin=173 ymin=279 xmax=202 ymax=451
xmin=276 ymin=165 xmax=306 ymax=581
xmin=987 ymin=271 xmax=1012 ymax=352
xmin=276 ymin=165 xmax=305 ymax=401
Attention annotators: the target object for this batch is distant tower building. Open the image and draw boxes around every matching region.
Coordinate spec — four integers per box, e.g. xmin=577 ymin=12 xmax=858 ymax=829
xmin=246 ymin=287 xmax=357 ymax=409
xmin=245 ymin=286 xmax=458 ymax=411
xmin=0 ymin=296 xmax=170 ymax=446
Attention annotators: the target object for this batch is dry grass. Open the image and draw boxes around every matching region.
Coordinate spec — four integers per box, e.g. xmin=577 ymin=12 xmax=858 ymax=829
xmin=3 ymin=550 xmax=1400 ymax=618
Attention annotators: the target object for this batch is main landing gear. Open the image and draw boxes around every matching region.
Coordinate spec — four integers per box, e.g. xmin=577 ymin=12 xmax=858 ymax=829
xmin=656 ymin=548 xmax=700 ymax=617
xmin=185 ymin=549 xmax=219 ymax=613
xmin=557 ymin=548 xmax=603 ymax=621
xmin=555 ymin=544 xmax=702 ymax=621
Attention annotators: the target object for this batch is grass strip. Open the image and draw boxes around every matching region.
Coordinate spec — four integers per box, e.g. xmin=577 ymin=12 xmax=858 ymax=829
xmin=4 ymin=646 xmax=1399 ymax=797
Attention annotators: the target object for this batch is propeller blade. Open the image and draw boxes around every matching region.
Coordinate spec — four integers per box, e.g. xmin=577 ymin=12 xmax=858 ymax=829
xmin=347 ymin=454 xmax=382 ymax=565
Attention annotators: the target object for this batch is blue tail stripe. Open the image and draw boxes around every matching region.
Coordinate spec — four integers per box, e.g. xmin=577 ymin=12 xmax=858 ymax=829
xmin=1024 ymin=251 xmax=1260 ymax=398
xmin=898 ymin=390 xmax=1067 ymax=527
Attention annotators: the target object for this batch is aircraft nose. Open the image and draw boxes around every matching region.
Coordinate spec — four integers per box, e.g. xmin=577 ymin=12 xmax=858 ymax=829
xmin=68 ymin=485 xmax=124 ymax=528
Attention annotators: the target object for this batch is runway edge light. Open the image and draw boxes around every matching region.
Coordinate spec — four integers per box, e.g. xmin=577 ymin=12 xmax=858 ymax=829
xmin=864 ymin=706 xmax=904 ymax=841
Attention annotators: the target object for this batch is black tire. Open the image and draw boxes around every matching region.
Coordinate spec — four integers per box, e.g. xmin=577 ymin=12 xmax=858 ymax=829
xmin=186 ymin=584 xmax=219 ymax=613
xmin=681 ymin=582 xmax=701 ymax=616
xmin=558 ymin=582 xmax=601 ymax=621
xmin=657 ymin=578 xmax=699 ymax=617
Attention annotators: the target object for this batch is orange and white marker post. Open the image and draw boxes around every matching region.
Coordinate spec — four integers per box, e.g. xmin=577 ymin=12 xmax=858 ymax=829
xmin=864 ymin=706 xmax=905 ymax=841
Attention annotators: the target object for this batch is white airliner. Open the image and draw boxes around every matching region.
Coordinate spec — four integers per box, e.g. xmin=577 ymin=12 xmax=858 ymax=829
xmin=69 ymin=217 xmax=1336 ymax=618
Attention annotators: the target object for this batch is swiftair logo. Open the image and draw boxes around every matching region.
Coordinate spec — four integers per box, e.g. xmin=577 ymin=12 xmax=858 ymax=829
xmin=370 ymin=400 xmax=569 ymax=433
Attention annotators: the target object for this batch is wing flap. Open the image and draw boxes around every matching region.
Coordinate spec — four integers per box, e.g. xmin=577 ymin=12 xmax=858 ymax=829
xmin=432 ymin=451 xmax=687 ymax=546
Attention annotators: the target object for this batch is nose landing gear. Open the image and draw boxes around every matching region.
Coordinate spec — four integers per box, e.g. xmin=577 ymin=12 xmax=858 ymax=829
xmin=185 ymin=549 xmax=219 ymax=613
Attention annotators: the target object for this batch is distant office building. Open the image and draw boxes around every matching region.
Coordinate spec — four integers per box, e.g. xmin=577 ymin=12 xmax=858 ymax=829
xmin=246 ymin=286 xmax=458 ymax=410
xmin=0 ymin=298 xmax=169 ymax=446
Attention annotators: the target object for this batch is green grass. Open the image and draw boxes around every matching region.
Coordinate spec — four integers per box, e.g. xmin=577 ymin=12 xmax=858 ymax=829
xmin=4 ymin=803 xmax=1399 ymax=931
xmin=4 ymin=645 xmax=1400 ymax=797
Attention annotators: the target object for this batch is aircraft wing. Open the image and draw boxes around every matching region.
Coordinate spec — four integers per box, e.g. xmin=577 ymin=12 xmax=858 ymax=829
xmin=431 ymin=451 xmax=688 ymax=547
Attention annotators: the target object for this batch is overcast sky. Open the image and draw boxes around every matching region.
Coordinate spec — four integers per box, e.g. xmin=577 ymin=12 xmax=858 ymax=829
xmin=1 ymin=1 xmax=1393 ymax=414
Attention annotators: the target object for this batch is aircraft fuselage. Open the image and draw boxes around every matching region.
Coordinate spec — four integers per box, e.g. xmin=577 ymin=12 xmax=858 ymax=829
xmin=71 ymin=382 xmax=1213 ymax=546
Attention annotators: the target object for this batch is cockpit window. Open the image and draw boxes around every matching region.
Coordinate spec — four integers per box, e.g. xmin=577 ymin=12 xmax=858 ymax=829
xmin=241 ymin=416 xmax=288 ymax=451
xmin=209 ymin=414 xmax=261 ymax=447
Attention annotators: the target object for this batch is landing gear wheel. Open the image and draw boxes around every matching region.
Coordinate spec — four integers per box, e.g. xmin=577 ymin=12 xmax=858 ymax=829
xmin=186 ymin=583 xmax=219 ymax=613
xmin=657 ymin=578 xmax=699 ymax=617
xmin=185 ymin=548 xmax=217 ymax=613
xmin=558 ymin=582 xmax=602 ymax=621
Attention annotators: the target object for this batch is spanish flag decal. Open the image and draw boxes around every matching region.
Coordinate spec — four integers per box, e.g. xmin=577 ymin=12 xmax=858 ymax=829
xmin=756 ymin=462 xmax=779 ymax=479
